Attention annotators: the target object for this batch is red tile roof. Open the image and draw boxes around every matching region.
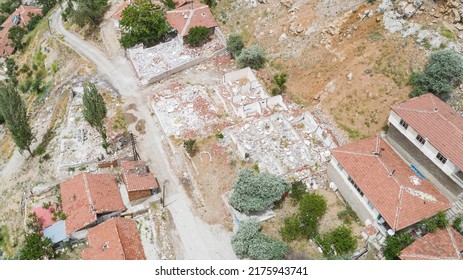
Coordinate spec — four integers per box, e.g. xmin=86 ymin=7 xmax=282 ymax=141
xmin=112 ymin=0 xmax=131 ymax=21
xmin=121 ymin=161 xmax=159 ymax=192
xmin=165 ymin=1 xmax=217 ymax=36
xmin=81 ymin=217 xmax=146 ymax=260
xmin=176 ymin=0 xmax=194 ymax=7
xmin=331 ymin=136 xmax=451 ymax=231
xmin=0 ymin=5 xmax=42 ymax=56
xmin=400 ymin=227 xmax=463 ymax=260
xmin=32 ymin=207 xmax=56 ymax=229
xmin=60 ymin=173 xmax=126 ymax=235
xmin=391 ymin=93 xmax=463 ymax=171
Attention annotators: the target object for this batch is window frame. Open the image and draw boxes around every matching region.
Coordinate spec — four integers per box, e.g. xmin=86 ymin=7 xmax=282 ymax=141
xmin=416 ymin=134 xmax=426 ymax=145
xmin=436 ymin=152 xmax=447 ymax=164
xmin=399 ymin=119 xmax=409 ymax=130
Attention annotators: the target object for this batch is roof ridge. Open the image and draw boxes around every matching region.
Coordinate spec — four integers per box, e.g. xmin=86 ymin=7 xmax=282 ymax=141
xmin=82 ymin=173 xmax=96 ymax=214
xmin=332 ymin=150 xmax=378 ymax=157
xmin=400 ymin=253 xmax=457 ymax=260
xmin=447 ymin=226 xmax=462 ymax=259
xmin=114 ymin=219 xmax=126 ymax=260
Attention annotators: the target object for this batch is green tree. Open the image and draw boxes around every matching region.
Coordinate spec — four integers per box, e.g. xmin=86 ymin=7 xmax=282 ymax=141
xmin=201 ymin=0 xmax=216 ymax=7
xmin=271 ymin=73 xmax=287 ymax=96
xmin=299 ymin=192 xmax=327 ymax=239
xmin=452 ymin=217 xmax=462 ymax=235
xmin=0 ymin=82 xmax=35 ymax=155
xmin=8 ymin=26 xmax=27 ymax=51
xmin=409 ymin=49 xmax=463 ymax=100
xmin=185 ymin=26 xmax=211 ymax=47
xmin=289 ymin=181 xmax=305 ymax=203
xmin=227 ymin=34 xmax=244 ymax=58
xmin=237 ymin=45 xmax=266 ymax=70
xmin=17 ymin=233 xmax=55 ymax=260
xmin=82 ymin=82 xmax=108 ymax=150
xmin=161 ymin=0 xmax=176 ymax=10
xmin=26 ymin=14 xmax=43 ymax=31
xmin=183 ymin=138 xmax=197 ymax=156
xmin=316 ymin=225 xmax=357 ymax=257
xmin=71 ymin=0 xmax=108 ymax=27
xmin=37 ymin=0 xmax=57 ymax=15
xmin=231 ymin=219 xmax=288 ymax=260
xmin=0 ymin=0 xmax=20 ymax=14
xmin=230 ymin=169 xmax=289 ymax=214
xmin=0 ymin=112 xmax=5 ymax=124
xmin=119 ymin=0 xmax=170 ymax=49
xmin=383 ymin=232 xmax=415 ymax=260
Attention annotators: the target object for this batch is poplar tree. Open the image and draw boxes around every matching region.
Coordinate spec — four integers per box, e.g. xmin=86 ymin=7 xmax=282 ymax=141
xmin=0 ymin=82 xmax=34 ymax=156
xmin=82 ymin=82 xmax=108 ymax=150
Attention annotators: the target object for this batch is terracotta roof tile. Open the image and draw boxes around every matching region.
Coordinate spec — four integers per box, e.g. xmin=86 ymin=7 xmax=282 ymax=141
xmin=165 ymin=1 xmax=217 ymax=36
xmin=60 ymin=173 xmax=126 ymax=235
xmin=112 ymin=1 xmax=131 ymax=21
xmin=391 ymin=94 xmax=463 ymax=171
xmin=331 ymin=136 xmax=451 ymax=231
xmin=400 ymin=227 xmax=463 ymax=260
xmin=81 ymin=217 xmax=146 ymax=260
xmin=0 ymin=5 xmax=42 ymax=56
xmin=121 ymin=161 xmax=159 ymax=192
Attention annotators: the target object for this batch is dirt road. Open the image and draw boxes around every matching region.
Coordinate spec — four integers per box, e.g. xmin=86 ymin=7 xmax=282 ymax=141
xmin=49 ymin=9 xmax=236 ymax=260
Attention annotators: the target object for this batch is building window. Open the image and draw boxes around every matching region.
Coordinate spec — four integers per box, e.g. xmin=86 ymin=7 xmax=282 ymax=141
xmin=399 ymin=119 xmax=409 ymax=130
xmin=436 ymin=152 xmax=447 ymax=164
xmin=367 ymin=200 xmax=374 ymax=210
xmin=348 ymin=176 xmax=364 ymax=197
xmin=337 ymin=162 xmax=344 ymax=171
xmin=416 ymin=134 xmax=426 ymax=145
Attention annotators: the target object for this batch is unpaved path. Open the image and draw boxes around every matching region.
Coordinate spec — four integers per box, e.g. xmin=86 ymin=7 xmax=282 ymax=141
xmin=49 ymin=9 xmax=236 ymax=260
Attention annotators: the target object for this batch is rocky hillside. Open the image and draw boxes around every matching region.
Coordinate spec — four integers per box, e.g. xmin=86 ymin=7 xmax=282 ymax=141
xmin=216 ymin=0 xmax=463 ymax=140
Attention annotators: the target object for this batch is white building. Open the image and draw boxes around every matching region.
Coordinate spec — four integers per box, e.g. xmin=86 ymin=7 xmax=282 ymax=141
xmin=327 ymin=135 xmax=450 ymax=243
xmin=387 ymin=93 xmax=463 ymax=201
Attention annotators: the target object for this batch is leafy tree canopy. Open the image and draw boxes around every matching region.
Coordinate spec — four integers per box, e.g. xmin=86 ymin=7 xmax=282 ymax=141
xmin=383 ymin=231 xmax=415 ymax=260
xmin=316 ymin=225 xmax=357 ymax=257
xmin=185 ymin=26 xmax=211 ymax=47
xmin=230 ymin=169 xmax=289 ymax=214
xmin=226 ymin=34 xmax=244 ymax=58
xmin=299 ymin=192 xmax=327 ymax=238
xmin=409 ymin=49 xmax=463 ymax=100
xmin=8 ymin=26 xmax=27 ymax=51
xmin=119 ymin=0 xmax=170 ymax=49
xmin=0 ymin=82 xmax=34 ymax=155
xmin=37 ymin=0 xmax=57 ymax=15
xmin=231 ymin=219 xmax=288 ymax=260
xmin=71 ymin=0 xmax=108 ymax=27
xmin=237 ymin=45 xmax=266 ymax=70
xmin=17 ymin=233 xmax=55 ymax=260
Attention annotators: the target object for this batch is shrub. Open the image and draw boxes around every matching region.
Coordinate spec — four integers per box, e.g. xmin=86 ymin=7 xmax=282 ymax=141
xmin=185 ymin=26 xmax=211 ymax=47
xmin=409 ymin=50 xmax=463 ymax=100
xmin=271 ymin=73 xmax=287 ymax=95
xmin=289 ymin=181 xmax=305 ymax=203
xmin=227 ymin=34 xmax=244 ymax=58
xmin=316 ymin=225 xmax=357 ymax=257
xmin=201 ymin=0 xmax=216 ymax=7
xmin=230 ymin=169 xmax=289 ymax=214
xmin=452 ymin=216 xmax=462 ymax=234
xmin=34 ymin=146 xmax=46 ymax=156
xmin=161 ymin=0 xmax=175 ymax=9
xmin=237 ymin=45 xmax=266 ymax=70
xmin=183 ymin=139 xmax=197 ymax=156
xmin=299 ymin=192 xmax=327 ymax=239
xmin=214 ymin=131 xmax=224 ymax=139
xmin=280 ymin=215 xmax=301 ymax=242
xmin=0 ymin=112 xmax=4 ymax=125
xmin=383 ymin=232 xmax=415 ymax=260
xmin=232 ymin=219 xmax=288 ymax=260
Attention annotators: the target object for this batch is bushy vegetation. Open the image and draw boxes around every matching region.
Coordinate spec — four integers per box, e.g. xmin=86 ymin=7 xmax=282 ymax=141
xmin=316 ymin=225 xmax=357 ymax=257
xmin=183 ymin=139 xmax=197 ymax=156
xmin=227 ymin=34 xmax=244 ymax=58
xmin=452 ymin=216 xmax=463 ymax=235
xmin=0 ymin=0 xmax=20 ymax=15
xmin=230 ymin=169 xmax=289 ymax=214
xmin=280 ymin=192 xmax=328 ymax=242
xmin=201 ymin=0 xmax=216 ymax=7
xmin=237 ymin=45 xmax=266 ymax=70
xmin=232 ymin=219 xmax=288 ymax=260
xmin=161 ymin=0 xmax=176 ymax=10
xmin=418 ymin=211 xmax=449 ymax=234
xmin=69 ymin=0 xmax=109 ymax=27
xmin=409 ymin=50 xmax=463 ymax=100
xmin=271 ymin=73 xmax=287 ymax=96
xmin=185 ymin=26 xmax=211 ymax=47
xmin=289 ymin=181 xmax=306 ymax=204
xmin=299 ymin=192 xmax=327 ymax=239
xmin=383 ymin=231 xmax=415 ymax=260
xmin=119 ymin=0 xmax=170 ymax=49
xmin=37 ymin=0 xmax=58 ymax=15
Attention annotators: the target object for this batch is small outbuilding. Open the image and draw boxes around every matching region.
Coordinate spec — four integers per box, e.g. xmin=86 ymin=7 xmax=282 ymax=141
xmin=121 ymin=160 xmax=160 ymax=202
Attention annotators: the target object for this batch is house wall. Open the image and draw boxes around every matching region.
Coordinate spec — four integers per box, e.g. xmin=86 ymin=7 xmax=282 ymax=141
xmin=128 ymin=189 xmax=152 ymax=202
xmin=388 ymin=111 xmax=461 ymax=184
xmin=327 ymin=158 xmax=381 ymax=225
